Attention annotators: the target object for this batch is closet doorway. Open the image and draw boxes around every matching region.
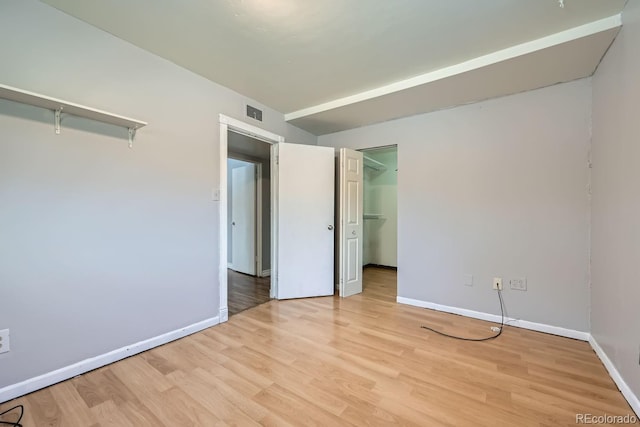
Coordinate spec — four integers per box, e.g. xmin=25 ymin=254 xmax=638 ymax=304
xmin=360 ymin=145 xmax=398 ymax=294
xmin=227 ymin=130 xmax=272 ymax=316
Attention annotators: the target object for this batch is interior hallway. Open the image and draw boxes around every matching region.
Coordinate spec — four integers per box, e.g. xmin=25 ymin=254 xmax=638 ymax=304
xmin=228 ymin=269 xmax=271 ymax=316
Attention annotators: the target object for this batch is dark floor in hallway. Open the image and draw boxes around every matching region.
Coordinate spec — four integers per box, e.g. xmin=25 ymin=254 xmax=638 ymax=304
xmin=228 ymin=269 xmax=271 ymax=315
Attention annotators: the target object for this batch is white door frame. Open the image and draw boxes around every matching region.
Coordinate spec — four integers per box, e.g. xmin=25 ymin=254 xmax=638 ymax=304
xmin=218 ymin=114 xmax=284 ymax=323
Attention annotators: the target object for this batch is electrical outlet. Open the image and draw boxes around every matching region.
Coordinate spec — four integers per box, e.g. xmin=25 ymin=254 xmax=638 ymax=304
xmin=492 ymin=277 xmax=503 ymax=290
xmin=0 ymin=329 xmax=10 ymax=354
xmin=510 ymin=277 xmax=527 ymax=291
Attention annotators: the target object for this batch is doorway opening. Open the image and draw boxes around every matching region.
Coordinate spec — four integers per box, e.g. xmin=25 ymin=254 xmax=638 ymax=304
xmin=218 ymin=114 xmax=283 ymax=322
xmin=220 ymin=114 xmax=365 ymax=317
xmin=227 ymin=151 xmax=271 ymax=315
xmin=359 ymin=145 xmax=398 ymax=296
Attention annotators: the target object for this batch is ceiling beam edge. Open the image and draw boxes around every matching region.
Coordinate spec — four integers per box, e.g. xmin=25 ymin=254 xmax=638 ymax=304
xmin=284 ymin=14 xmax=622 ymax=122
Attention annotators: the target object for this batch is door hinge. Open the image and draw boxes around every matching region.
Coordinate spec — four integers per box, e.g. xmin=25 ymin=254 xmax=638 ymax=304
xmin=276 ymin=155 xmax=279 ymax=165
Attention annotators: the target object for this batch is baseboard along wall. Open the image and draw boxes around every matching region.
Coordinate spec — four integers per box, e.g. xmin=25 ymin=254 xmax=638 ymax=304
xmin=0 ymin=316 xmax=220 ymax=404
xmin=397 ymin=296 xmax=639 ymax=417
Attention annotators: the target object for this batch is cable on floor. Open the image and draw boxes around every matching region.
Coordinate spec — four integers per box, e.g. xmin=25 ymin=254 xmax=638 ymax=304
xmin=421 ymin=290 xmax=505 ymax=341
xmin=0 ymin=404 xmax=23 ymax=427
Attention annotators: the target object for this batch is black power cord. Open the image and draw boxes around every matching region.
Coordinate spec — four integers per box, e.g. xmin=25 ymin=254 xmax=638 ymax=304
xmin=421 ymin=290 xmax=505 ymax=341
xmin=0 ymin=404 xmax=24 ymax=427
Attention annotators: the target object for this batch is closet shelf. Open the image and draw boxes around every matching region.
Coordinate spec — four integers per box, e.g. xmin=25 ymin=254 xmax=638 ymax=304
xmin=363 ymin=155 xmax=387 ymax=172
xmin=0 ymin=83 xmax=147 ymax=147
xmin=364 ymin=213 xmax=385 ymax=220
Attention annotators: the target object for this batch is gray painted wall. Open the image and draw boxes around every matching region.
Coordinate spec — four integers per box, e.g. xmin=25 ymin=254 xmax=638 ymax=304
xmin=320 ymin=79 xmax=592 ymax=332
xmin=0 ymin=0 xmax=315 ymax=388
xmin=591 ymin=0 xmax=640 ymax=402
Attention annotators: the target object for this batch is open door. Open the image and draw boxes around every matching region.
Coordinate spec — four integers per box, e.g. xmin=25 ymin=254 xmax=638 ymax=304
xmin=272 ymin=142 xmax=335 ymax=299
xmin=231 ymin=163 xmax=256 ymax=275
xmin=337 ymin=148 xmax=364 ymax=297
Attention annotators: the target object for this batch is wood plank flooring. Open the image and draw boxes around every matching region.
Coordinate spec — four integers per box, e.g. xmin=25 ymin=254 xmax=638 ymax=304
xmin=1 ymin=268 xmax=636 ymax=426
xmin=228 ymin=269 xmax=271 ymax=316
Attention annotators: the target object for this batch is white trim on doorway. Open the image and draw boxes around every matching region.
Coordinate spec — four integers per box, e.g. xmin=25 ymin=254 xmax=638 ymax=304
xmin=218 ymin=114 xmax=284 ymax=322
xmin=255 ymin=162 xmax=264 ymax=277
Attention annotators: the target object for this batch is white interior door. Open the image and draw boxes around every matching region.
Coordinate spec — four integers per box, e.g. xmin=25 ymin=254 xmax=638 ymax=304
xmin=231 ymin=164 xmax=256 ymax=275
xmin=338 ymin=148 xmax=364 ymax=297
xmin=272 ymin=142 xmax=335 ymax=299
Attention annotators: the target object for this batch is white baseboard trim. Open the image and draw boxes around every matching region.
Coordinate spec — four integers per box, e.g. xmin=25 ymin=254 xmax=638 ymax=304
xmin=589 ymin=336 xmax=640 ymax=417
xmin=219 ymin=306 xmax=229 ymax=323
xmin=0 ymin=316 xmax=220 ymax=404
xmin=261 ymin=269 xmax=271 ymax=277
xmin=396 ymin=296 xmax=590 ymax=341
xmin=227 ymin=262 xmax=233 ymax=269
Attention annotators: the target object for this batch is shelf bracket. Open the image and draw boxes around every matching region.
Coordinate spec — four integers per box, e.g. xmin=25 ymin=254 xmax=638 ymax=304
xmin=54 ymin=108 xmax=62 ymax=135
xmin=128 ymin=128 xmax=136 ymax=149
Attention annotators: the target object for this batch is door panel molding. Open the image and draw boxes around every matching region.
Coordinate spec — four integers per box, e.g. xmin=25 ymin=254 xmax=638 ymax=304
xmin=338 ymin=148 xmax=364 ymax=297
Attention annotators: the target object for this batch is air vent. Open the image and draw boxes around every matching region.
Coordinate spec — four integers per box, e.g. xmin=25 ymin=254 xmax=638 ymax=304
xmin=246 ymin=105 xmax=263 ymax=122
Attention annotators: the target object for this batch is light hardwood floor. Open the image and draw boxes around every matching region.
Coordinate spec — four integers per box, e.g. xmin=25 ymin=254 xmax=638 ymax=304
xmin=1 ymin=268 xmax=636 ymax=426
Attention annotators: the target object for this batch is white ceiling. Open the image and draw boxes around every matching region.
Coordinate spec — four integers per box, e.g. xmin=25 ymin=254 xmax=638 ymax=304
xmin=41 ymin=0 xmax=627 ymax=135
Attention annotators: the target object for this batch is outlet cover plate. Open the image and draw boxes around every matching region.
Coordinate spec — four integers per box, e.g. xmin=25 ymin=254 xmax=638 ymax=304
xmin=0 ymin=329 xmax=9 ymax=354
xmin=493 ymin=277 xmax=503 ymax=290
xmin=510 ymin=277 xmax=527 ymax=291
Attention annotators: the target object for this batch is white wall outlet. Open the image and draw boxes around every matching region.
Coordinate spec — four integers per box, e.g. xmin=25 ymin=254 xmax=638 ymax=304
xmin=510 ymin=277 xmax=527 ymax=291
xmin=0 ymin=329 xmax=10 ymax=354
xmin=464 ymin=274 xmax=473 ymax=287
xmin=492 ymin=277 xmax=503 ymax=290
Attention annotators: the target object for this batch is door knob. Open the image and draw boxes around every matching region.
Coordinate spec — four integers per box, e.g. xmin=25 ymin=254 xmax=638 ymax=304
xmin=352 ymin=230 xmax=356 ymax=235
xmin=232 ymin=221 xmax=236 ymax=226
xmin=328 ymin=225 xmax=334 ymax=230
